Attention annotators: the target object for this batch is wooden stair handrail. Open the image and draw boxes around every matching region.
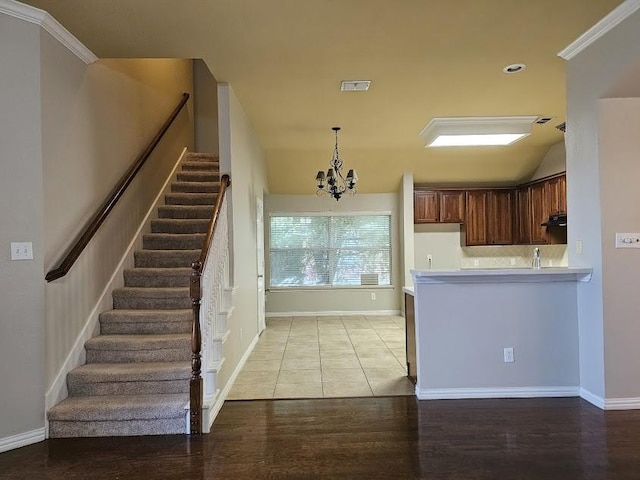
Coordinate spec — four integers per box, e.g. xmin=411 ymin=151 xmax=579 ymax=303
xmin=45 ymin=92 xmax=190 ymax=282
xmin=190 ymin=174 xmax=230 ymax=435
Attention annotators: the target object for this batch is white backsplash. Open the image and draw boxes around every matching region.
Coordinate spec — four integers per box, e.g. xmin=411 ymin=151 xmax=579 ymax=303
xmin=460 ymin=244 xmax=568 ymax=269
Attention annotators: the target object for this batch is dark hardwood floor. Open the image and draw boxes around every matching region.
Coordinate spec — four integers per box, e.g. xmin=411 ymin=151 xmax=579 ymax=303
xmin=2 ymin=397 xmax=640 ymax=479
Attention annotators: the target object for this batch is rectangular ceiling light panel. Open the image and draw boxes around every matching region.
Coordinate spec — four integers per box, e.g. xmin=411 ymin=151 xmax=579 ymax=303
xmin=420 ymin=116 xmax=538 ymax=147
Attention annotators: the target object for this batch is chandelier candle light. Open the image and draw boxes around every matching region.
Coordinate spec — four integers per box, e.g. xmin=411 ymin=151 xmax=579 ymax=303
xmin=315 ymin=127 xmax=357 ymax=201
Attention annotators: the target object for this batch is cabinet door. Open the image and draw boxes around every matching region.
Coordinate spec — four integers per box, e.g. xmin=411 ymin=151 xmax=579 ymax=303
xmin=487 ymin=190 xmax=513 ymax=245
xmin=516 ymin=186 xmax=532 ymax=244
xmin=558 ymin=175 xmax=567 ymax=214
xmin=464 ymin=191 xmax=488 ymax=246
xmin=414 ymin=191 xmax=439 ymax=223
xmin=546 ymin=177 xmax=562 ymax=216
xmin=530 ymin=182 xmax=549 ymax=244
xmin=439 ymin=191 xmax=465 ymax=223
xmin=404 ymin=293 xmax=417 ymax=384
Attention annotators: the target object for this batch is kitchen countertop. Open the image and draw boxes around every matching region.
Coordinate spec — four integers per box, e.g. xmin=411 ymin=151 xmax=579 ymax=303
xmin=411 ymin=267 xmax=592 ymax=284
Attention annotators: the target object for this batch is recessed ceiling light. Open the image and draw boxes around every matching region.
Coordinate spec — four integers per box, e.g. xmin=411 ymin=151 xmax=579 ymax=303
xmin=340 ymin=80 xmax=371 ymax=91
xmin=420 ymin=116 xmax=538 ymax=148
xmin=503 ymin=63 xmax=526 ymax=74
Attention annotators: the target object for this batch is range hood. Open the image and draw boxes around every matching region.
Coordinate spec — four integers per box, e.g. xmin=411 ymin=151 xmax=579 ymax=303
xmin=541 ymin=214 xmax=567 ymax=227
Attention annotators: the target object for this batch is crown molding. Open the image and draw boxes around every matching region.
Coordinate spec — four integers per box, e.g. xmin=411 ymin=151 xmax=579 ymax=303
xmin=0 ymin=0 xmax=97 ymax=64
xmin=558 ymin=0 xmax=640 ymax=60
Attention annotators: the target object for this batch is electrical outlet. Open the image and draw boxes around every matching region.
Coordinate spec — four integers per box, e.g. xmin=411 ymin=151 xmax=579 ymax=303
xmin=503 ymin=347 xmax=514 ymax=363
xmin=615 ymin=233 xmax=640 ymax=249
xmin=473 ymin=259 xmax=480 ymax=267
xmin=510 ymin=258 xmax=516 ymax=266
xmin=370 ymin=292 xmax=376 ymax=301
xmin=10 ymin=242 xmax=33 ymax=261
xmin=576 ymin=240 xmax=583 ymax=255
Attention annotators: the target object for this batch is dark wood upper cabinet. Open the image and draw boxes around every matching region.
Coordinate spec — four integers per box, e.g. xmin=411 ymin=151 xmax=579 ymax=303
xmin=463 ymin=191 xmax=489 ymax=246
xmin=439 ymin=190 xmax=465 ymax=223
xmin=546 ymin=174 xmax=567 ymax=216
xmin=530 ymin=182 xmax=549 ymax=245
xmin=516 ymin=186 xmax=532 ymax=245
xmin=414 ymin=191 xmax=439 ymax=223
xmin=487 ymin=190 xmax=514 ymax=245
xmin=414 ymin=190 xmax=465 ymax=223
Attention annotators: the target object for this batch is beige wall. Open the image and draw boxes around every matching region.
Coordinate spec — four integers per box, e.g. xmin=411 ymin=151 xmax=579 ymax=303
xmin=530 ymin=141 xmax=566 ymax=181
xmin=42 ymin=51 xmax=194 ymax=388
xmin=598 ymin=98 xmax=640 ymax=399
xmin=193 ymin=59 xmax=219 ymax=154
xmin=0 ymin=14 xmax=46 ymax=441
xmin=215 ymin=84 xmax=269 ymax=392
xmin=264 ymin=193 xmax=401 ymax=315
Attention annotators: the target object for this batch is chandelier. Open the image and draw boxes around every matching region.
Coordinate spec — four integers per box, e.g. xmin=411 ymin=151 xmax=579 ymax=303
xmin=315 ymin=127 xmax=357 ymax=201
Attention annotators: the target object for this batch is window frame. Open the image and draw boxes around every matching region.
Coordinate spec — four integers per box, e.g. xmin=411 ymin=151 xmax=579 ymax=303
xmin=268 ymin=211 xmax=393 ymax=290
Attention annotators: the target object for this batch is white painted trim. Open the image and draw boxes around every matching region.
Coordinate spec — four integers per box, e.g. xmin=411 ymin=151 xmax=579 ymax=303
xmin=203 ymin=333 xmax=260 ymax=433
xmin=45 ymin=148 xmax=188 ymax=417
xmin=579 ymin=387 xmax=605 ymax=409
xmin=604 ymin=397 xmax=640 ymax=410
xmin=558 ymin=0 xmax=640 ymax=60
xmin=416 ymin=386 xmax=580 ymax=400
xmin=0 ymin=0 xmax=98 ymax=64
xmin=266 ymin=310 xmax=401 ymax=317
xmin=0 ymin=428 xmax=45 ymax=454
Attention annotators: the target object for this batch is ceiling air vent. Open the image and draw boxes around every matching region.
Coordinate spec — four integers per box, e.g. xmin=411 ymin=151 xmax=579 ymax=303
xmin=556 ymin=122 xmax=566 ymax=133
xmin=535 ymin=117 xmax=554 ymax=125
xmin=340 ymin=80 xmax=371 ymax=92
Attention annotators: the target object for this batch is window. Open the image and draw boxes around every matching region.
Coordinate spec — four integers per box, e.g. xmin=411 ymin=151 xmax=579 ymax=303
xmin=269 ymin=214 xmax=391 ymax=288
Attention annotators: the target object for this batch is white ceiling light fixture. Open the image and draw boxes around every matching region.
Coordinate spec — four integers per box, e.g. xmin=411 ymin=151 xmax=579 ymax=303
xmin=340 ymin=80 xmax=371 ymax=91
xmin=420 ymin=116 xmax=538 ymax=148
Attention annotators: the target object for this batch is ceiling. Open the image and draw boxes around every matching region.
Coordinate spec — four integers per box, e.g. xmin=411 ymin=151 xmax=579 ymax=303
xmin=25 ymin=0 xmax=624 ymax=193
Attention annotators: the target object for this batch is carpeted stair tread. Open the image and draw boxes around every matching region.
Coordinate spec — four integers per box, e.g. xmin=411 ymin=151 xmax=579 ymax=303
xmin=99 ymin=309 xmax=191 ymax=335
xmin=112 ymin=287 xmax=190 ymax=309
xmin=171 ymin=181 xmax=219 ymax=193
xmin=48 ymin=393 xmax=188 ymax=422
xmin=151 ymin=219 xmax=210 ymax=234
xmin=142 ymin=233 xmax=205 ymax=250
xmin=181 ymin=161 xmax=219 ymax=171
xmin=85 ymin=334 xmax=190 ymax=351
xmin=158 ymin=205 xmax=214 ymax=219
xmin=135 ymin=249 xmax=200 ymax=268
xmin=176 ymin=171 xmax=220 ymax=182
xmin=185 ymin=152 xmax=218 ymax=162
xmin=165 ymin=193 xmax=217 ymax=205
xmin=69 ymin=362 xmax=190 ymax=384
xmin=124 ymin=268 xmax=192 ymax=288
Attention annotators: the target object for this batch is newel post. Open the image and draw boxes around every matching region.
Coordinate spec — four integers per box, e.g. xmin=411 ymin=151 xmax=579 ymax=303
xmin=190 ymin=261 xmax=203 ymax=435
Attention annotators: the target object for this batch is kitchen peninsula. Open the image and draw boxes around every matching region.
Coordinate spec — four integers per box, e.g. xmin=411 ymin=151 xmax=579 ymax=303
xmin=406 ymin=267 xmax=591 ymax=400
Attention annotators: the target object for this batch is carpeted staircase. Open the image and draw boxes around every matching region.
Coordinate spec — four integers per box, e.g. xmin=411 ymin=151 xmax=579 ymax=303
xmin=48 ymin=152 xmax=220 ymax=437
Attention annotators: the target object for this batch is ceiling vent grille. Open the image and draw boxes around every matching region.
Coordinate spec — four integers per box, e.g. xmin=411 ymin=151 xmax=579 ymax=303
xmin=535 ymin=117 xmax=554 ymax=125
xmin=556 ymin=122 xmax=566 ymax=132
xmin=340 ymin=80 xmax=371 ymax=92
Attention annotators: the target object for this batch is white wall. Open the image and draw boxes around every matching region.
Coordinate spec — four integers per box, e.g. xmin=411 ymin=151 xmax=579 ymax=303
xmin=564 ymin=5 xmax=640 ymax=403
xmin=0 ymin=14 xmax=46 ymax=443
xmin=414 ymin=224 xmax=462 ymax=270
xmin=215 ymin=84 xmax=269 ymax=392
xmin=529 ymin=141 xmax=566 ymax=181
xmin=264 ymin=193 xmax=401 ymax=315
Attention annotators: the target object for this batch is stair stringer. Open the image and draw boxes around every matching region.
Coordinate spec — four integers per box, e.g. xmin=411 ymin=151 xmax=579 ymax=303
xmin=44 ymin=147 xmax=189 ymax=430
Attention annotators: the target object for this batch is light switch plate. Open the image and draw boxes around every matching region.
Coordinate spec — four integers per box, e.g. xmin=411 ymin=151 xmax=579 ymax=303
xmin=10 ymin=242 xmax=33 ymax=260
xmin=615 ymin=233 xmax=640 ymax=249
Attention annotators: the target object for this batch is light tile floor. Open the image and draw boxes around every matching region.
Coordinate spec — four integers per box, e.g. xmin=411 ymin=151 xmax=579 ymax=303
xmin=227 ymin=315 xmax=415 ymax=400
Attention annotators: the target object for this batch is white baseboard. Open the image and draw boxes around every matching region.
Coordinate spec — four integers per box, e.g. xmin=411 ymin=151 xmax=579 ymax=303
xmin=0 ymin=428 xmax=45 ymax=454
xmin=266 ymin=310 xmax=401 ymax=317
xmin=416 ymin=386 xmax=580 ymax=400
xmin=203 ymin=333 xmax=260 ymax=432
xmin=604 ymin=396 xmax=640 ymax=410
xmin=579 ymin=387 xmax=605 ymax=409
xmin=45 ymin=147 xmax=188 ymax=421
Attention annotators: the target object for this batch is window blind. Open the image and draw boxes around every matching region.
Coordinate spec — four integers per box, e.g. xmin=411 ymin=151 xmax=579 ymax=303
xmin=269 ymin=214 xmax=391 ymax=287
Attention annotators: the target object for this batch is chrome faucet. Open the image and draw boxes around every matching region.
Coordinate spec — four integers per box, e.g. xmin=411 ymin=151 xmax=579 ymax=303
xmin=532 ymin=247 xmax=541 ymax=269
